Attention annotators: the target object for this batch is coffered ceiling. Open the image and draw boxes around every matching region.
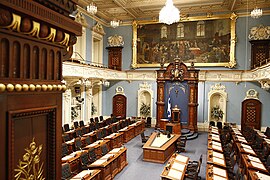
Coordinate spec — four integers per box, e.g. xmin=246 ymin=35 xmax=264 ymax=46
xmin=77 ymin=0 xmax=270 ymax=24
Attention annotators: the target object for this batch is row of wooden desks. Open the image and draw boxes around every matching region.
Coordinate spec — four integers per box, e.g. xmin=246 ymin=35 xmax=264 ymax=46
xmin=88 ymin=147 xmax=127 ymax=180
xmin=230 ymin=127 xmax=270 ymax=180
xmin=160 ymin=154 xmax=189 ymax=180
xmin=207 ymin=126 xmax=229 ymax=180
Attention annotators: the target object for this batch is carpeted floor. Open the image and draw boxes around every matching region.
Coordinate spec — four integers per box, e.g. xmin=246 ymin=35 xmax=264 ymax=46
xmin=114 ymin=128 xmax=208 ymax=180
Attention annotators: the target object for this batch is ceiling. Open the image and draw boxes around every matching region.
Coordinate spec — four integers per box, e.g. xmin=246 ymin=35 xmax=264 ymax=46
xmin=77 ymin=0 xmax=270 ymax=24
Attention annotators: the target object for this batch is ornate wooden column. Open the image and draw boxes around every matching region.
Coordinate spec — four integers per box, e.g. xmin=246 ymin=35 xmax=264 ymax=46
xmin=156 ymin=69 xmax=166 ymax=128
xmin=187 ymin=65 xmax=199 ymax=132
xmin=0 ymin=1 xmax=81 ymax=179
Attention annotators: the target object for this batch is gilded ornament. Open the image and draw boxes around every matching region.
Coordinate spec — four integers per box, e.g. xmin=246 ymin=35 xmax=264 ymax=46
xmin=62 ymin=85 xmax=67 ymax=91
xmin=0 ymin=83 xmax=6 ymax=92
xmin=47 ymin=85 xmax=53 ymax=91
xmin=57 ymin=84 xmax=62 ymax=91
xmin=52 ymin=85 xmax=58 ymax=91
xmin=15 ymin=84 xmax=22 ymax=91
xmin=22 ymin=84 xmax=29 ymax=91
xmin=29 ymin=84 xmax=36 ymax=91
xmin=41 ymin=84 xmax=47 ymax=91
xmin=6 ymin=84 xmax=14 ymax=92
xmin=14 ymin=138 xmax=44 ymax=180
xmin=35 ymin=84 xmax=41 ymax=91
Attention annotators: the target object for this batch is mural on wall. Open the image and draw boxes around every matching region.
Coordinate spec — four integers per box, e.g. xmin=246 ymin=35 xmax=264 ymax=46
xmin=132 ymin=13 xmax=237 ymax=68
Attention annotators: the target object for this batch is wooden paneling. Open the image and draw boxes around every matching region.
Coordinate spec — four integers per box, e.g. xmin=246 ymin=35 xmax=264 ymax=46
xmin=241 ymin=99 xmax=262 ymax=130
xmin=113 ymin=94 xmax=127 ymax=119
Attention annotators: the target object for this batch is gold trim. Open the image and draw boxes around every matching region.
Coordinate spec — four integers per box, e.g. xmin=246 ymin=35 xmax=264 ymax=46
xmin=132 ymin=13 xmax=238 ymax=69
xmin=14 ymin=138 xmax=45 ymax=180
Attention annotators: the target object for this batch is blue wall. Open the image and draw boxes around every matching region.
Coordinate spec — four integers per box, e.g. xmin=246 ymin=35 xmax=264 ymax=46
xmin=83 ymin=15 xmax=270 ymax=127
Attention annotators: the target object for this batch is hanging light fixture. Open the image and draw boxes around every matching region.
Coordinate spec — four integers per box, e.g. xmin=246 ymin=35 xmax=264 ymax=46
xmin=87 ymin=2 xmax=97 ymax=15
xmin=159 ymin=0 xmax=180 ymax=25
xmin=251 ymin=0 xmax=262 ymax=19
xmin=251 ymin=7 xmax=263 ymax=18
xmin=110 ymin=18 xmax=120 ymax=28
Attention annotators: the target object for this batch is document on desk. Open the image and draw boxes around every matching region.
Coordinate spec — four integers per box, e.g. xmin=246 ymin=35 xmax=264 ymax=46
xmin=171 ymin=161 xmax=185 ymax=172
xmin=212 ymin=144 xmax=222 ymax=152
xmin=212 ymin=141 xmax=222 ymax=147
xmin=211 ymin=135 xmax=220 ymax=142
xmin=255 ymin=172 xmax=270 ymax=180
xmin=213 ymin=174 xmax=227 ymax=180
xmin=243 ymin=147 xmax=255 ymax=155
xmin=250 ymin=161 xmax=266 ymax=170
xmin=213 ymin=151 xmax=224 ymax=159
xmin=101 ymin=154 xmax=114 ymax=160
xmin=213 ymin=157 xmax=225 ymax=166
xmin=167 ymin=168 xmax=182 ymax=180
xmin=247 ymin=155 xmax=261 ymax=163
xmin=109 ymin=147 xmax=122 ymax=154
xmin=175 ymin=154 xmax=189 ymax=164
xmin=91 ymin=159 xmax=107 ymax=166
xmin=72 ymin=170 xmax=95 ymax=179
xmin=213 ymin=167 xmax=227 ymax=177
xmin=241 ymin=143 xmax=252 ymax=149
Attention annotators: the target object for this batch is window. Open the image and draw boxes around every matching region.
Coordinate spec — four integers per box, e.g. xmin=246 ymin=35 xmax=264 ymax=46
xmin=177 ymin=23 xmax=184 ymax=38
xmin=161 ymin=25 xmax=167 ymax=38
xmin=196 ymin=21 xmax=205 ymax=37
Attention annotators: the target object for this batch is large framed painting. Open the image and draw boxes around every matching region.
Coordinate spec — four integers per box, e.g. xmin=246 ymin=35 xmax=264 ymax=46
xmin=131 ymin=13 xmax=237 ymax=68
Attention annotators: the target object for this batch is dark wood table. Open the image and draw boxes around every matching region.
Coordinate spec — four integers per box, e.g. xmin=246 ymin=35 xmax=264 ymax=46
xmin=143 ymin=132 xmax=180 ymax=163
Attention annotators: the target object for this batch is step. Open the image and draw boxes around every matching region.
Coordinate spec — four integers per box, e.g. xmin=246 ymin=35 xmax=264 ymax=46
xmin=181 ymin=128 xmax=190 ymax=135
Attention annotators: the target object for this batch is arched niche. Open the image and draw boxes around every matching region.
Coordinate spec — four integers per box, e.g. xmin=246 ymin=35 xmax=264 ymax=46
xmin=137 ymin=82 xmax=153 ymax=118
xmin=208 ymin=83 xmax=228 ymax=123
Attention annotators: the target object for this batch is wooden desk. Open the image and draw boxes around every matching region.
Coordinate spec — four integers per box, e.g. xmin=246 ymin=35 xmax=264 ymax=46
xmin=83 ymin=131 xmax=97 ymax=143
xmin=83 ymin=140 xmax=110 ymax=158
xmin=207 ymin=149 xmax=226 ymax=168
xmin=70 ymin=169 xmax=101 ymax=180
xmin=61 ymin=151 xmax=87 ymax=173
xmin=232 ymin=134 xmax=248 ymax=144
xmin=248 ymin=170 xmax=270 ymax=180
xmin=241 ymin=154 xmax=269 ymax=175
xmin=143 ymin=132 xmax=180 ymax=163
xmin=206 ymin=164 xmax=228 ymax=180
xmin=208 ymin=133 xmax=221 ymax=142
xmin=160 ymin=154 xmax=189 ymax=180
xmin=130 ymin=120 xmax=145 ymax=136
xmin=104 ymin=133 xmax=123 ymax=149
xmin=160 ymin=119 xmax=169 ymax=130
xmin=119 ymin=126 xmax=135 ymax=143
xmin=208 ymin=140 xmax=223 ymax=153
xmin=88 ymin=147 xmax=127 ymax=180
xmin=235 ymin=143 xmax=257 ymax=156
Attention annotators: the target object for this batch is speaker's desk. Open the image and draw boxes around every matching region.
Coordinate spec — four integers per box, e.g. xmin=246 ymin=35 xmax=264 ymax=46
xmin=143 ymin=132 xmax=180 ymax=163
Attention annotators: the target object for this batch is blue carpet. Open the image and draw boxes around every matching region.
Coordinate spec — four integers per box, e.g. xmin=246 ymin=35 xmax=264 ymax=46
xmin=115 ymin=128 xmax=208 ymax=180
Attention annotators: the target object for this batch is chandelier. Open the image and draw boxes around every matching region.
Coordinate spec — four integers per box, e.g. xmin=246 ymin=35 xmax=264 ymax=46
xmin=159 ymin=0 xmax=180 ymax=25
xmin=251 ymin=7 xmax=263 ymax=19
xmin=110 ymin=18 xmax=120 ymax=28
xmin=87 ymin=2 xmax=97 ymax=15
